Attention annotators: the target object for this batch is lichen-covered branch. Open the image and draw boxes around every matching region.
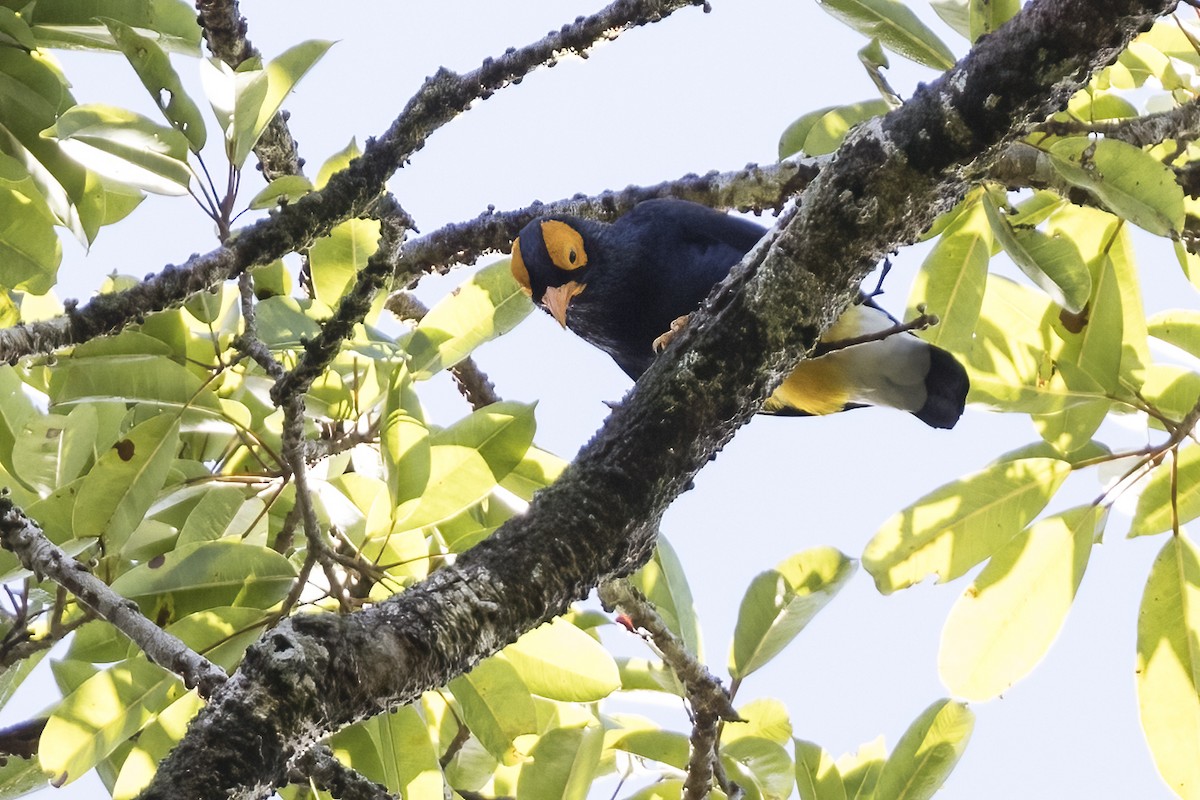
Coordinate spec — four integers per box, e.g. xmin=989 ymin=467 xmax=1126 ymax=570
xmin=135 ymin=3 xmax=1174 ymax=798
xmin=0 ymin=500 xmax=227 ymax=697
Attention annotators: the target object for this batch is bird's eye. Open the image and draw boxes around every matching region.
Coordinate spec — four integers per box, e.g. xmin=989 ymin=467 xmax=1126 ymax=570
xmin=540 ymin=220 xmax=588 ymax=272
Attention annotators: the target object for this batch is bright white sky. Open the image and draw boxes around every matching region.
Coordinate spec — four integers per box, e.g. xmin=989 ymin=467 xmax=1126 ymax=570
xmin=7 ymin=1 xmax=1191 ymax=797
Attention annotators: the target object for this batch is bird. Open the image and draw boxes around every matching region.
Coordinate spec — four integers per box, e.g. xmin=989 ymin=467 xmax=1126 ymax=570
xmin=509 ymin=198 xmax=968 ymax=428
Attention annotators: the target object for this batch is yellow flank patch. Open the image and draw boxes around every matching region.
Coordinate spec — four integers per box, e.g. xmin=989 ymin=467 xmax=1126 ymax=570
xmin=540 ymin=220 xmax=588 ymax=271
xmin=765 ymin=357 xmax=851 ymax=415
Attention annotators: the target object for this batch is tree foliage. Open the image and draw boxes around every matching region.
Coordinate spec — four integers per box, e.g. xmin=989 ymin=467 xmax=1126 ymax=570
xmin=0 ymin=0 xmax=1195 ymax=798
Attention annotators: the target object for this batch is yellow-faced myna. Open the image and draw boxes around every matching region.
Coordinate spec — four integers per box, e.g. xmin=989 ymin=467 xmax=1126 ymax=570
xmin=510 ymin=198 xmax=968 ymax=428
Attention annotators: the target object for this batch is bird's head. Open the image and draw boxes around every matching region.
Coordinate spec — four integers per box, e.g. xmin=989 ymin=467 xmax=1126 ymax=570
xmin=510 ymin=217 xmax=595 ymax=328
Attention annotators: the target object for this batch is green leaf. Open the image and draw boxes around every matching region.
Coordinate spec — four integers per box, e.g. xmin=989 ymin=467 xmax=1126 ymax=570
xmin=175 ymin=485 xmax=257 ymax=547
xmin=516 ymin=723 xmax=604 ymax=800
xmin=629 ymin=535 xmax=702 ymax=658
xmin=930 ymin=0 xmax=969 ymax=40
xmin=18 ymin=0 xmax=201 ymax=53
xmin=816 ymin=0 xmax=956 ymax=69
xmin=983 ymin=194 xmax=1090 ymax=313
xmin=723 ymin=698 xmax=793 ymax=746
xmin=251 ymin=296 xmax=325 ymax=349
xmin=72 ymin=413 xmax=179 ymax=553
xmin=874 ymin=700 xmax=973 ymax=800
xmin=795 ymin=740 xmax=847 ymax=800
xmin=0 ymin=366 xmax=34 ymax=477
xmin=730 ymin=547 xmax=856 ymax=680
xmin=498 ymin=446 xmax=567 ymax=501
xmin=395 ymin=401 xmax=535 ymax=530
xmin=838 ymin=737 xmax=886 ymax=799
xmin=606 ymin=727 xmax=691 ymax=770
xmin=1137 ymin=534 xmax=1200 ymax=798
xmin=939 ymin=506 xmax=1103 ymax=700
xmin=863 ymin=457 xmax=1072 ymax=593
xmin=381 ymin=365 xmax=429 ymax=509
xmin=199 ymin=56 xmax=268 ymax=168
xmin=40 ymin=658 xmax=179 ymax=786
xmin=0 ymin=752 xmax=46 ymax=797
xmin=778 ymin=99 xmax=892 ymax=159
xmin=720 ymin=736 xmax=795 ymax=800
xmin=328 ymin=707 xmax=443 ymax=800
xmin=1149 ymin=309 xmax=1200 ymax=360
xmin=110 ymin=691 xmax=203 ymax=800
xmin=250 ymin=40 xmax=333 ymax=161
xmin=449 ymin=655 xmax=538 ymax=764
xmin=1131 ymin=446 xmax=1200 ymax=537
xmin=109 ymin=540 xmax=295 ymax=622
xmin=44 ymin=104 xmax=192 ymax=196
xmin=406 ymin=260 xmax=535 ymax=381
xmin=503 ymin=618 xmax=619 ymax=702
xmin=10 ymin=407 xmax=94 ymax=495
xmin=248 ymin=174 xmax=313 ymax=209
xmin=102 ymin=19 xmax=206 ymax=150
xmin=907 ymin=190 xmax=990 ymax=351
xmin=0 ymin=184 xmax=63 ymax=293
xmin=308 ymin=217 xmax=381 ymax=306
xmin=1046 ymin=137 xmax=1185 ymax=237
xmin=968 ymin=0 xmax=1019 ymax=41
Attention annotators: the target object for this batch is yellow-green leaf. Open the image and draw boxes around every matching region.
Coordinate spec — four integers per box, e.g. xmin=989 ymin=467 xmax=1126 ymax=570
xmin=939 ymin=506 xmax=1103 ymax=700
xmin=816 ymin=0 xmax=956 ymax=69
xmin=1149 ymin=309 xmax=1200 ymax=360
xmin=984 ymin=194 xmax=1090 ymax=313
xmin=449 ymin=656 xmax=538 ymax=764
xmin=406 ymin=259 xmax=535 ymax=381
xmin=1131 ymin=446 xmax=1200 ymax=537
xmin=730 ymin=547 xmax=856 ymax=679
xmin=875 ymin=699 xmax=973 ymax=800
xmin=1137 ymin=534 xmax=1200 ymax=798
xmin=1047 ymin=137 xmax=1184 ymax=237
xmin=516 ymin=723 xmax=604 ymax=800
xmin=503 ymin=618 xmax=619 ymax=702
xmin=908 ymin=190 xmax=990 ymax=350
xmin=778 ymin=99 xmax=893 ymax=159
xmin=796 ymin=739 xmax=847 ymax=800
xmin=864 ymin=457 xmax=1071 ymax=593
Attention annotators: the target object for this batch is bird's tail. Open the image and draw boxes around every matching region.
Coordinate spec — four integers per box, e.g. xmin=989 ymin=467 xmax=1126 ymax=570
xmin=763 ymin=301 xmax=969 ymax=429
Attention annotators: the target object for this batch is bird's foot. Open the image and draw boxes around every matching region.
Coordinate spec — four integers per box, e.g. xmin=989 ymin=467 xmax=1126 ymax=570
xmin=652 ymin=314 xmax=691 ymax=353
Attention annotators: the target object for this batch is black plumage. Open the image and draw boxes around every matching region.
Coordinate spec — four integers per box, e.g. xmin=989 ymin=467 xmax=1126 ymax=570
xmin=510 ymin=198 xmax=968 ymax=428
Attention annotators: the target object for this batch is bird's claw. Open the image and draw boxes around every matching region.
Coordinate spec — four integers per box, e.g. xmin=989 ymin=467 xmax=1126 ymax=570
xmin=652 ymin=314 xmax=691 ymax=353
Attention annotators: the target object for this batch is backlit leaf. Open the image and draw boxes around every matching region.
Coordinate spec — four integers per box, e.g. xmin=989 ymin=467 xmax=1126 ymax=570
xmin=503 ymin=618 xmax=619 ymax=702
xmin=984 ymin=194 xmax=1090 ymax=313
xmin=939 ymin=506 xmax=1103 ymax=700
xmin=1137 ymin=534 xmax=1200 ymax=798
xmin=516 ymin=723 xmax=604 ymax=800
xmin=629 ymin=536 xmax=702 ymax=658
xmin=730 ymin=547 xmax=856 ymax=679
xmin=816 ymin=0 xmax=956 ymax=69
xmin=449 ymin=655 xmax=538 ymax=764
xmin=864 ymin=457 xmax=1071 ymax=593
xmin=1130 ymin=445 xmax=1200 ymax=537
xmin=874 ymin=699 xmax=973 ymax=800
xmin=778 ymin=99 xmax=892 ymax=159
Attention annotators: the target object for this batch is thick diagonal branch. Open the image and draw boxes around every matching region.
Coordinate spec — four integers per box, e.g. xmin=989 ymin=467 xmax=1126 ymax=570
xmin=134 ymin=2 xmax=1173 ymax=799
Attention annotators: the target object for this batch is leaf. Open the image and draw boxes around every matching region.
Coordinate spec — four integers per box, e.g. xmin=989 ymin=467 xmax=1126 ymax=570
xmin=1137 ymin=534 xmax=1200 ymax=798
xmin=502 ymin=618 xmax=619 ymax=702
xmin=406 ymin=260 xmax=535 ymax=381
xmin=395 ymin=401 xmax=535 ymax=530
xmin=907 ymin=190 xmax=990 ymax=351
xmin=39 ymin=658 xmax=179 ymax=786
xmin=720 ymin=736 xmax=795 ymax=800
xmin=939 ymin=506 xmax=1103 ymax=700
xmin=0 ymin=184 xmax=63 ymax=293
xmin=723 ymin=699 xmax=793 ymax=746
xmin=778 ymin=99 xmax=892 ymax=159
xmin=199 ymin=56 xmax=268 ymax=168
xmin=607 ymin=727 xmax=691 ymax=770
xmin=968 ymin=0 xmax=1019 ymax=41
xmin=874 ymin=700 xmax=974 ymax=800
xmin=18 ymin=0 xmax=201 ymax=53
xmin=308 ymin=217 xmax=381 ymax=306
xmin=102 ymin=19 xmax=206 ymax=150
xmin=110 ymin=691 xmax=204 ymax=800
xmin=72 ymin=414 xmax=179 ymax=553
xmin=449 ymin=656 xmax=538 ymax=764
xmin=1047 ymin=137 xmax=1185 ymax=237
xmin=1130 ymin=446 xmax=1200 ymax=537
xmin=248 ymin=174 xmax=313 ymax=209
xmin=1149 ymin=309 xmax=1200 ymax=360
xmin=0 ymin=366 xmax=34 ymax=477
xmin=44 ymin=104 xmax=192 ymax=196
xmin=863 ymin=457 xmax=1072 ymax=593
xmin=730 ymin=547 xmax=856 ymax=679
xmin=629 ymin=535 xmax=702 ymax=657
xmin=251 ymin=40 xmax=334 ymax=158
xmin=498 ymin=446 xmax=567 ymax=501
xmin=10 ymin=407 xmax=95 ymax=495
xmin=516 ymin=723 xmax=604 ymax=800
xmin=109 ymin=540 xmax=295 ymax=622
xmin=795 ymin=740 xmax=847 ymax=800
xmin=983 ymin=194 xmax=1091 ymax=313
xmin=816 ymin=0 xmax=956 ymax=69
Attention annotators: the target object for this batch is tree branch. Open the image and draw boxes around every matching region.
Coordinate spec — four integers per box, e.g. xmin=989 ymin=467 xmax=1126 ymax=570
xmin=134 ymin=2 xmax=1174 ymax=798
xmin=0 ymin=500 xmax=227 ymax=697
